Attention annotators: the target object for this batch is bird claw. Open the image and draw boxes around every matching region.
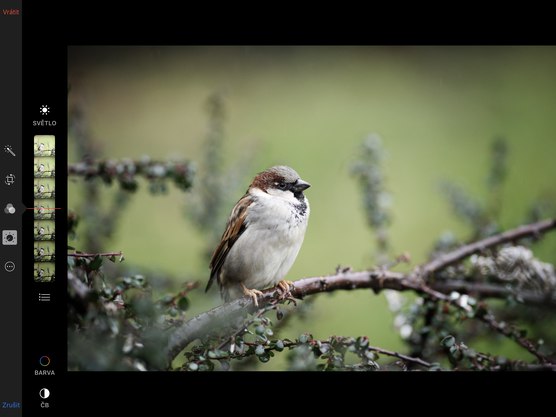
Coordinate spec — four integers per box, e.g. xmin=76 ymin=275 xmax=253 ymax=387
xmin=241 ymin=284 xmax=264 ymax=307
xmin=276 ymin=280 xmax=294 ymax=299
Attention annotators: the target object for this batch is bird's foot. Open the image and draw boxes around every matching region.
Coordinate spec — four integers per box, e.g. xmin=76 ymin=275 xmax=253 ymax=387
xmin=241 ymin=284 xmax=264 ymax=307
xmin=276 ymin=280 xmax=294 ymax=299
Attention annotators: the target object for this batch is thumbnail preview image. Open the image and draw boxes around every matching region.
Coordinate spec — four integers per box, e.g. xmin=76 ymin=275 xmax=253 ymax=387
xmin=34 ymin=178 xmax=55 ymax=200
xmin=34 ymin=242 xmax=55 ymax=262
xmin=34 ymin=262 xmax=55 ymax=283
xmin=34 ymin=135 xmax=55 ymax=157
xmin=34 ymin=220 xmax=55 ymax=241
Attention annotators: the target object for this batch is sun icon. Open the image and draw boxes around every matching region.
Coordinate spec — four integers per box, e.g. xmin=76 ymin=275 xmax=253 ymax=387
xmin=40 ymin=105 xmax=50 ymax=115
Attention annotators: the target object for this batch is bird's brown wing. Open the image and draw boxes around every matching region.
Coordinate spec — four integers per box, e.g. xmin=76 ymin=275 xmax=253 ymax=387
xmin=206 ymin=194 xmax=252 ymax=292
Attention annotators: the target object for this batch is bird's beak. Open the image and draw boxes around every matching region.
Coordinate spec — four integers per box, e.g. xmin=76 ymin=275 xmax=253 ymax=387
xmin=293 ymin=179 xmax=311 ymax=192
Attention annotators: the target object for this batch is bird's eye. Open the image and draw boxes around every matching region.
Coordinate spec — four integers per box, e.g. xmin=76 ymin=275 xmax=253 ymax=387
xmin=278 ymin=182 xmax=288 ymax=190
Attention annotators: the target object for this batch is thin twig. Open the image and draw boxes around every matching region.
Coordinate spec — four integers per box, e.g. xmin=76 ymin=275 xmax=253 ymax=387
xmin=199 ymin=337 xmax=434 ymax=370
xmin=414 ymin=284 xmax=551 ymax=364
xmin=280 ymin=339 xmax=433 ymax=369
xmin=365 ymin=344 xmax=433 ymax=368
xmin=478 ymin=311 xmax=549 ymax=363
xmin=216 ymin=299 xmax=281 ymax=351
xmin=432 ymin=280 xmax=556 ymax=308
xmin=419 ymin=218 xmax=556 ymax=278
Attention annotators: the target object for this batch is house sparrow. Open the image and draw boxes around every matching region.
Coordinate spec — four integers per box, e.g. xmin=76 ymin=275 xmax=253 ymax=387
xmin=206 ymin=165 xmax=311 ymax=306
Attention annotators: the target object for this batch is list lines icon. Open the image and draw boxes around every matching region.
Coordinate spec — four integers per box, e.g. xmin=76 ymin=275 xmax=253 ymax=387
xmin=38 ymin=293 xmax=51 ymax=302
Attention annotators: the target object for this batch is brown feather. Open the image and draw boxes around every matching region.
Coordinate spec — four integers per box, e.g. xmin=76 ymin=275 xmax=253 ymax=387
xmin=206 ymin=194 xmax=253 ymax=292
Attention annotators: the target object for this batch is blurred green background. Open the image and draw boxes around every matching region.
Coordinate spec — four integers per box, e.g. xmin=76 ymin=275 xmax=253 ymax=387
xmin=68 ymin=46 xmax=556 ymax=368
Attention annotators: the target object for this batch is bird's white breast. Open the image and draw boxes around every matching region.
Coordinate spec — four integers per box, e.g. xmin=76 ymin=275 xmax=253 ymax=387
xmin=222 ymin=187 xmax=310 ymax=292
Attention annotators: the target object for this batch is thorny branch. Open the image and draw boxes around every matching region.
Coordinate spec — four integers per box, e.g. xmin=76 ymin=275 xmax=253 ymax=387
xmin=418 ymin=218 xmax=556 ymax=278
xmin=360 ymin=343 xmax=433 ymax=368
xmin=207 ymin=337 xmax=434 ymax=369
xmin=431 ymin=280 xmax=556 ymax=309
xmin=216 ymin=299 xmax=283 ymax=351
xmin=68 ymin=158 xmax=195 ymax=192
xmin=412 ymin=283 xmax=551 ymax=363
xmin=167 ymin=219 xmax=556 ymax=363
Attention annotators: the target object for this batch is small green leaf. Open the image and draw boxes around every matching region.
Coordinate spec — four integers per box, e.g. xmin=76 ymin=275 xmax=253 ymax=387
xmin=109 ymin=255 xmax=116 ymax=263
xmin=89 ymin=255 xmax=103 ymax=270
xmin=464 ymin=349 xmax=477 ymax=359
xmin=429 ymin=363 xmax=443 ymax=371
xmin=133 ymin=275 xmax=145 ymax=286
xmin=120 ymin=179 xmax=138 ymax=192
xmin=160 ymin=294 xmax=173 ymax=304
xmin=258 ymin=354 xmax=270 ymax=363
xmin=177 ymin=297 xmax=189 ymax=311
xmin=441 ymin=335 xmax=456 ymax=348
xmin=365 ymin=351 xmax=377 ymax=361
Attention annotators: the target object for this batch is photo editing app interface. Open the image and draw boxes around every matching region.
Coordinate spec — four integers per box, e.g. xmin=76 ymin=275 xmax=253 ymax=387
xmin=3 ymin=3 xmax=64 ymax=414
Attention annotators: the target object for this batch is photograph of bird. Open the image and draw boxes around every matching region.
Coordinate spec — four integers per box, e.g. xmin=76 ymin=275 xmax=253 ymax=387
xmin=207 ymin=166 xmax=311 ymax=306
